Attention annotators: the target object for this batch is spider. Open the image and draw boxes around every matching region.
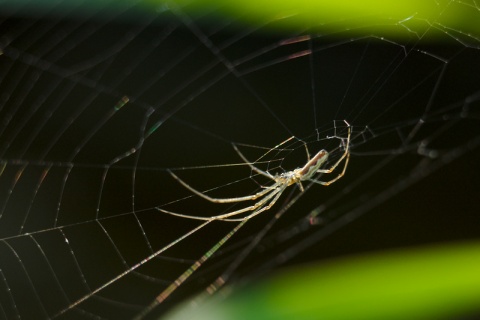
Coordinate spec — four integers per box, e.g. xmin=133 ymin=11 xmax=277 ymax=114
xmin=158 ymin=121 xmax=351 ymax=222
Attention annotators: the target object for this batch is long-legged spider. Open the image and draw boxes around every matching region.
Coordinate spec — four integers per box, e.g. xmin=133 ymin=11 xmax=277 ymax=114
xmin=158 ymin=120 xmax=351 ymax=222
xmin=132 ymin=121 xmax=353 ymax=314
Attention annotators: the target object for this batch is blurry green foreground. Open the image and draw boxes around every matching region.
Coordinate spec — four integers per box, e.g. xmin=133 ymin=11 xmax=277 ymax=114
xmin=154 ymin=0 xmax=477 ymax=38
xmin=4 ymin=1 xmax=479 ymax=39
xmin=166 ymin=241 xmax=480 ymax=320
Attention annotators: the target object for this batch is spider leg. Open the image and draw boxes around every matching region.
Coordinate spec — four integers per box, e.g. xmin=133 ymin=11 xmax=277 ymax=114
xmin=232 ymin=144 xmax=276 ymax=180
xmin=150 ymin=184 xmax=287 ymax=310
xmin=310 ymin=152 xmax=350 ymax=186
xmin=316 ymin=122 xmax=351 ymax=175
xmin=157 ymin=183 xmax=283 ymax=221
xmin=150 ymin=216 xmax=249 ymax=308
xmin=168 ymin=170 xmax=276 ymax=203
xmin=220 ymin=184 xmax=287 ymax=221
xmin=316 ymin=148 xmax=348 ymax=174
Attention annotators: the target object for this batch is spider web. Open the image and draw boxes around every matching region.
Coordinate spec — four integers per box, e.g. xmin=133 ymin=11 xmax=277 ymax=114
xmin=1 ymin=1 xmax=480 ymax=319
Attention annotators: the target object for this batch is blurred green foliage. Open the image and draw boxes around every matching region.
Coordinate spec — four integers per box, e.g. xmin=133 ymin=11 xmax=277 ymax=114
xmin=152 ymin=0 xmax=478 ymax=39
xmin=166 ymin=241 xmax=480 ymax=320
xmin=4 ymin=1 xmax=479 ymax=40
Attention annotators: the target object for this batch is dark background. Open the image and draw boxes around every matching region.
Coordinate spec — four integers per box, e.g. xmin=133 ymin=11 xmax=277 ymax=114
xmin=0 ymin=2 xmax=479 ymax=319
